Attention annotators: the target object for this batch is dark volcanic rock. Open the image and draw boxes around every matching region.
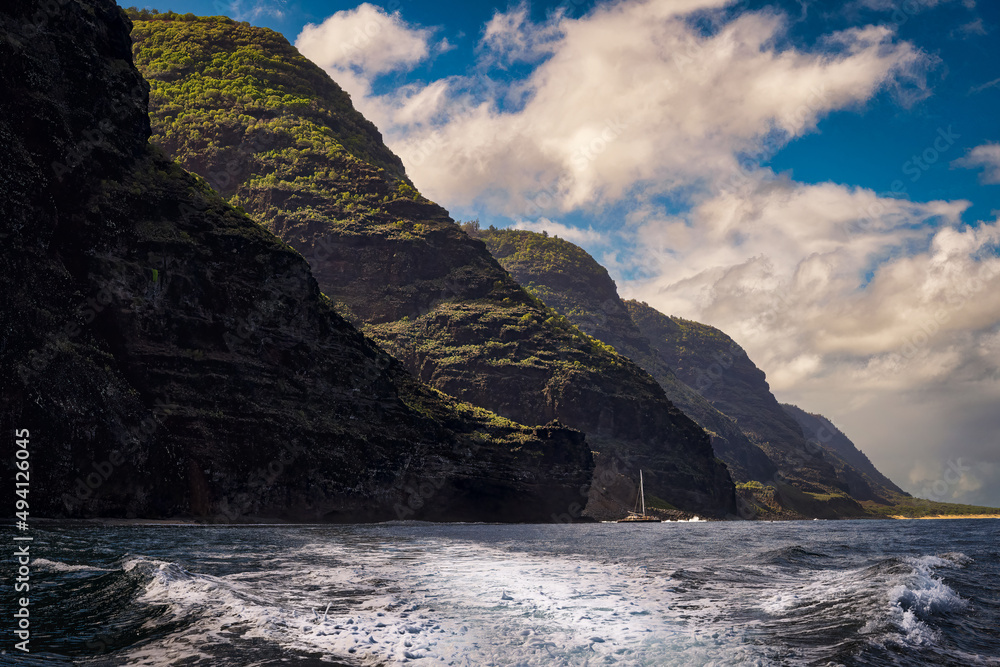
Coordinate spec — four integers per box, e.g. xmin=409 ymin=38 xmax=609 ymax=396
xmin=128 ymin=15 xmax=736 ymax=518
xmin=0 ymin=0 xmax=593 ymax=522
xmin=782 ymin=403 xmax=905 ymax=502
xmin=478 ymin=228 xmax=777 ymax=485
xmin=471 ymin=228 xmax=907 ymax=517
xmin=625 ymin=303 xmax=844 ymax=487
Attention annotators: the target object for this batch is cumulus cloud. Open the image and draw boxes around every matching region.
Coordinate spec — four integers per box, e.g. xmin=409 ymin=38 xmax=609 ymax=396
xmin=624 ymin=180 xmax=1000 ymax=503
xmin=625 ymin=180 xmax=1000 ymax=390
xmin=294 ymin=3 xmax=448 ymax=126
xmin=479 ymin=3 xmax=563 ymax=66
xmin=296 ymin=3 xmax=433 ymax=75
xmin=298 ymin=0 xmax=928 ymax=216
xmin=953 ymin=143 xmax=1000 ymax=184
xmin=512 ymin=218 xmax=610 ymax=246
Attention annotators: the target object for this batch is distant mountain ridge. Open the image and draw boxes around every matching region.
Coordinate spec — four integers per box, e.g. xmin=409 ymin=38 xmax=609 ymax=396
xmin=476 ymin=227 xmax=908 ymax=517
xmin=478 ymin=228 xmax=778 ymax=484
xmin=128 ymin=11 xmax=736 ymax=518
xmin=781 ymin=404 xmax=906 ymax=500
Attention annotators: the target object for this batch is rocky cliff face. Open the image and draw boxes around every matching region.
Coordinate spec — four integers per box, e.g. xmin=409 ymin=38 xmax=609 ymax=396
xmin=128 ymin=14 xmax=736 ymax=518
xmin=625 ymin=304 xmax=843 ymax=487
xmin=472 ymin=228 xmax=909 ymax=517
xmin=0 ymin=0 xmax=594 ymax=522
xmin=478 ymin=228 xmax=777 ymax=484
xmin=624 ymin=301 xmax=909 ymax=515
xmin=782 ymin=404 xmax=905 ymax=502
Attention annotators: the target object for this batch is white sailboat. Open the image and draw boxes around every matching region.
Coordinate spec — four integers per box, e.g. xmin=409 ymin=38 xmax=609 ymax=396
xmin=617 ymin=470 xmax=661 ymax=523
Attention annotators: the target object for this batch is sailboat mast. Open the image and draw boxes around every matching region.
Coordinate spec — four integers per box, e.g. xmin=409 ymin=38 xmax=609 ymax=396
xmin=640 ymin=470 xmax=645 ymax=516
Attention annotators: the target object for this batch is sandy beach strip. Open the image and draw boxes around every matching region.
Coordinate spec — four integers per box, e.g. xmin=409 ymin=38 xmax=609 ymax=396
xmin=891 ymin=514 xmax=1000 ymax=520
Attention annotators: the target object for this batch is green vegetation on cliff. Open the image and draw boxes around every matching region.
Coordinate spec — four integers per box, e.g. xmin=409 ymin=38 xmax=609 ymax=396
xmin=127 ymin=8 xmax=407 ymax=186
xmin=129 ymin=14 xmax=736 ymax=518
xmin=477 ymin=228 xmax=778 ymax=486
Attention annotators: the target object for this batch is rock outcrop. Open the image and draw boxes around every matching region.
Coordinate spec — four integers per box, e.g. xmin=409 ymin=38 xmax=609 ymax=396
xmin=0 ymin=0 xmax=594 ymax=522
xmin=128 ymin=13 xmax=736 ymax=518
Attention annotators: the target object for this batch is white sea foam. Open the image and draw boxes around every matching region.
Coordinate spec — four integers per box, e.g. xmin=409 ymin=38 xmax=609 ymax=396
xmin=120 ymin=543 xmax=775 ymax=666
xmin=878 ymin=553 xmax=969 ymax=647
xmin=891 ymin=555 xmax=968 ymax=616
xmin=108 ymin=539 xmax=985 ymax=666
xmin=757 ymin=549 xmax=973 ymax=658
xmin=32 ymin=558 xmax=113 ymax=573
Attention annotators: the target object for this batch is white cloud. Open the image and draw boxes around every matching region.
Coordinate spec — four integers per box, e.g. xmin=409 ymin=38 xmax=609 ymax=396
xmin=953 ymin=143 xmax=1000 ymax=184
xmin=624 ymin=179 xmax=999 ymax=390
xmin=225 ymin=0 xmax=286 ymax=22
xmin=298 ymin=0 xmax=928 ymax=217
xmin=970 ymin=76 xmax=1000 ymax=94
xmin=479 ymin=3 xmax=563 ymax=66
xmin=955 ymin=18 xmax=987 ymax=36
xmin=853 ymin=0 xmax=961 ymax=10
xmin=622 ymin=180 xmax=1000 ymax=504
xmin=512 ymin=218 xmax=609 ymax=246
xmin=296 ymin=4 xmax=433 ymax=76
xmin=294 ymin=3 xmax=440 ymax=120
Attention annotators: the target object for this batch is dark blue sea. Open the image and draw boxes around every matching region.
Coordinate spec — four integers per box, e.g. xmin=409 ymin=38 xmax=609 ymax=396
xmin=1 ymin=519 xmax=998 ymax=665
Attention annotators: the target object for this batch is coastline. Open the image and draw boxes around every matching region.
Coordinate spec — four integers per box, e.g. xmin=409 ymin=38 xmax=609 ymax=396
xmin=891 ymin=514 xmax=1000 ymax=520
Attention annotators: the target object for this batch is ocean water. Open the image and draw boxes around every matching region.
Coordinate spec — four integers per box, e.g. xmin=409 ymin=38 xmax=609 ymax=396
xmin=1 ymin=520 xmax=998 ymax=666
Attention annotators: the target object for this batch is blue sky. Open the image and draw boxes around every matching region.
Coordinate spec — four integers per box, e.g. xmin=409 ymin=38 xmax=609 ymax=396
xmin=129 ymin=0 xmax=1000 ymax=505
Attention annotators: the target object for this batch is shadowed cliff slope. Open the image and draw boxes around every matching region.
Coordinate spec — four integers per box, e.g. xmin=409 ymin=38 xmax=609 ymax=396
xmin=782 ymin=404 xmax=906 ymax=501
xmin=476 ymin=228 xmax=777 ymax=484
xmin=128 ymin=13 xmax=736 ymax=518
xmin=0 ymin=0 xmax=595 ymax=522
xmin=473 ymin=228 xmax=913 ymax=517
xmin=625 ymin=302 xmax=905 ymax=511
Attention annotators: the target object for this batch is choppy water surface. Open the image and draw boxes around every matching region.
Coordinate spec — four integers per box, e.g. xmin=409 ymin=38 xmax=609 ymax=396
xmin=1 ymin=520 xmax=998 ymax=665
